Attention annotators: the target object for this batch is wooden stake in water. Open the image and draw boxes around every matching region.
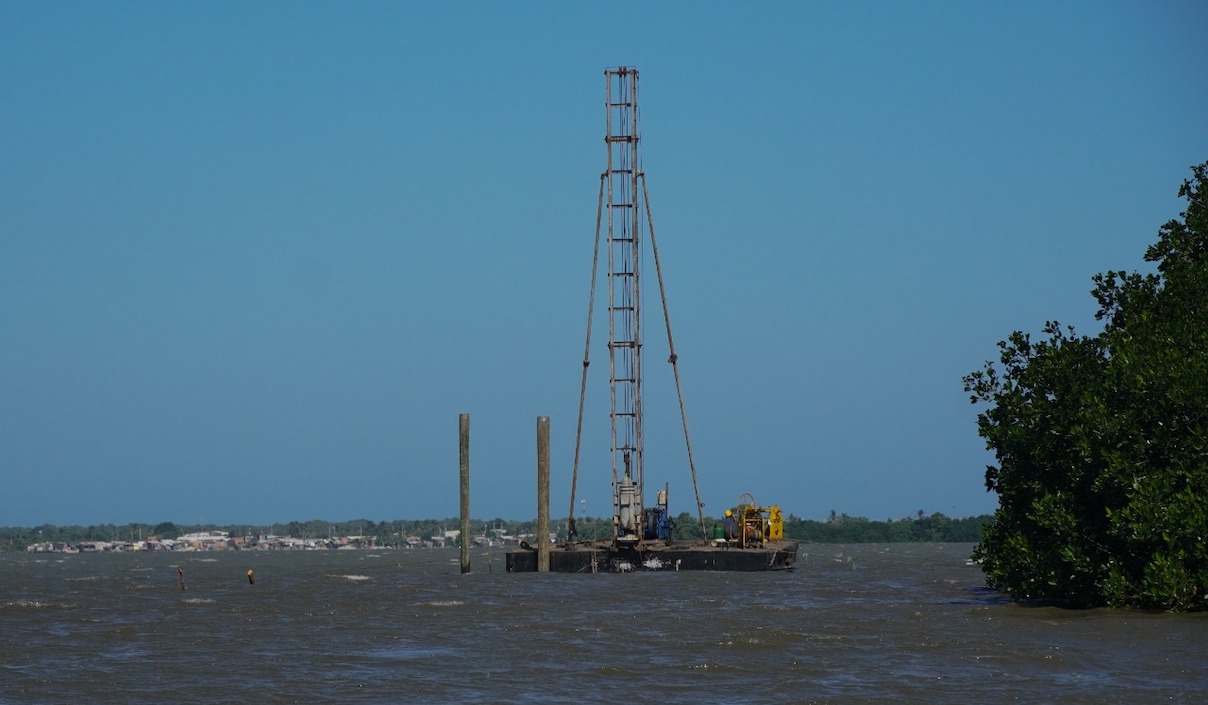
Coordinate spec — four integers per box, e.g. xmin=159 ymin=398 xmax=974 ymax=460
xmin=459 ymin=413 xmax=471 ymax=575
xmin=537 ymin=415 xmax=551 ymax=573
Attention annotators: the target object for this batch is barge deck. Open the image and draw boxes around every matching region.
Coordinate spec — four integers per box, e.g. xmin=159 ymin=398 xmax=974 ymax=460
xmin=506 ymin=539 xmax=799 ymax=573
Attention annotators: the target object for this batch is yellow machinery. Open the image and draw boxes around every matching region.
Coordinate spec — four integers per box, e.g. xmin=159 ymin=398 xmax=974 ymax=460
xmin=734 ymin=493 xmax=784 ymax=548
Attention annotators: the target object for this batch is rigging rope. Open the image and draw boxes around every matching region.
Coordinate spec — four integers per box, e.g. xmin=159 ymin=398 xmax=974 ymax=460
xmin=641 ymin=174 xmax=708 ymax=544
xmin=568 ymin=173 xmax=606 ymax=541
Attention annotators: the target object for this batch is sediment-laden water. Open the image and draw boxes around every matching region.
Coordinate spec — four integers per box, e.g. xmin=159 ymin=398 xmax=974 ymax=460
xmin=2 ymin=543 xmax=1205 ymax=704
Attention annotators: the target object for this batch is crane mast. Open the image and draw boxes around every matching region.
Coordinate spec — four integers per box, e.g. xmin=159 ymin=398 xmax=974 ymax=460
xmin=605 ymin=67 xmax=644 ymax=546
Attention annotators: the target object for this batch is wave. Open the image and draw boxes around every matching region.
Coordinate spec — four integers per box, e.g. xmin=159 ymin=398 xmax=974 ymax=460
xmin=1 ymin=599 xmax=79 ymax=610
xmin=179 ymin=597 xmax=215 ymax=605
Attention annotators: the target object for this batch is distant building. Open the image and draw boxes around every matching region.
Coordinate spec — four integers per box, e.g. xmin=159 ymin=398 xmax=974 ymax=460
xmin=177 ymin=531 xmax=232 ymax=550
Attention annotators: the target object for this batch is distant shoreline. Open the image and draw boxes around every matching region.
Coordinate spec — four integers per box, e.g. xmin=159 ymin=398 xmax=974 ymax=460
xmin=2 ymin=512 xmax=993 ymax=551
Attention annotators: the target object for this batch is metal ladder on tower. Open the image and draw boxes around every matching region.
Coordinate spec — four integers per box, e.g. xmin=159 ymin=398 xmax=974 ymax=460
xmin=605 ymin=66 xmax=643 ymax=546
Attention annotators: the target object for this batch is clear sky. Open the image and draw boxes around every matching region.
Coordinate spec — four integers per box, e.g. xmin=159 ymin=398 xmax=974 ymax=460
xmin=2 ymin=2 xmax=1206 ymax=528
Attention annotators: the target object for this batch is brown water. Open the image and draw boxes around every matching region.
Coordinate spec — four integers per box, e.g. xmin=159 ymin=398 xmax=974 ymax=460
xmin=2 ymin=543 xmax=1205 ymax=703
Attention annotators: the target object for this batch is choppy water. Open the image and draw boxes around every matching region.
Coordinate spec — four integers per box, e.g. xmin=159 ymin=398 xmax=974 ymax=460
xmin=2 ymin=543 xmax=1205 ymax=704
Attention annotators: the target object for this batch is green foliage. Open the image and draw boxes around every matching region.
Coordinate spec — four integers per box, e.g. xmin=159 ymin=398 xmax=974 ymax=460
xmin=965 ymin=161 xmax=1208 ymax=611
xmin=780 ymin=512 xmax=989 ymax=543
xmin=152 ymin=522 xmax=179 ymax=539
xmin=671 ymin=511 xmax=705 ymax=541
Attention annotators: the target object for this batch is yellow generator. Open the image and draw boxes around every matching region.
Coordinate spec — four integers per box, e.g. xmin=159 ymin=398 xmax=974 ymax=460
xmin=735 ymin=494 xmax=785 ymax=547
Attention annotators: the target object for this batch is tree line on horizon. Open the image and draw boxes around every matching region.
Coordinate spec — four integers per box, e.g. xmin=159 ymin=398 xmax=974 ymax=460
xmin=0 ymin=511 xmax=990 ymax=551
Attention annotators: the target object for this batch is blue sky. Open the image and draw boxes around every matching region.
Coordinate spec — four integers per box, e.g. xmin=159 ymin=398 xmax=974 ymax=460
xmin=2 ymin=2 xmax=1205 ymax=528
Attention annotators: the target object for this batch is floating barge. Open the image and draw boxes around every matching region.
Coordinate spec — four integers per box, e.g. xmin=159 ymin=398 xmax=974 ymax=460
xmin=511 ymin=67 xmax=799 ymax=576
xmin=507 ymin=540 xmax=799 ymax=573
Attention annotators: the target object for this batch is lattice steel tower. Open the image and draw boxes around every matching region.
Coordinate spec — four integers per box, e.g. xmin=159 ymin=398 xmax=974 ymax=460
xmin=604 ymin=67 xmax=644 ymax=544
xmin=568 ymin=67 xmax=708 ymax=548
